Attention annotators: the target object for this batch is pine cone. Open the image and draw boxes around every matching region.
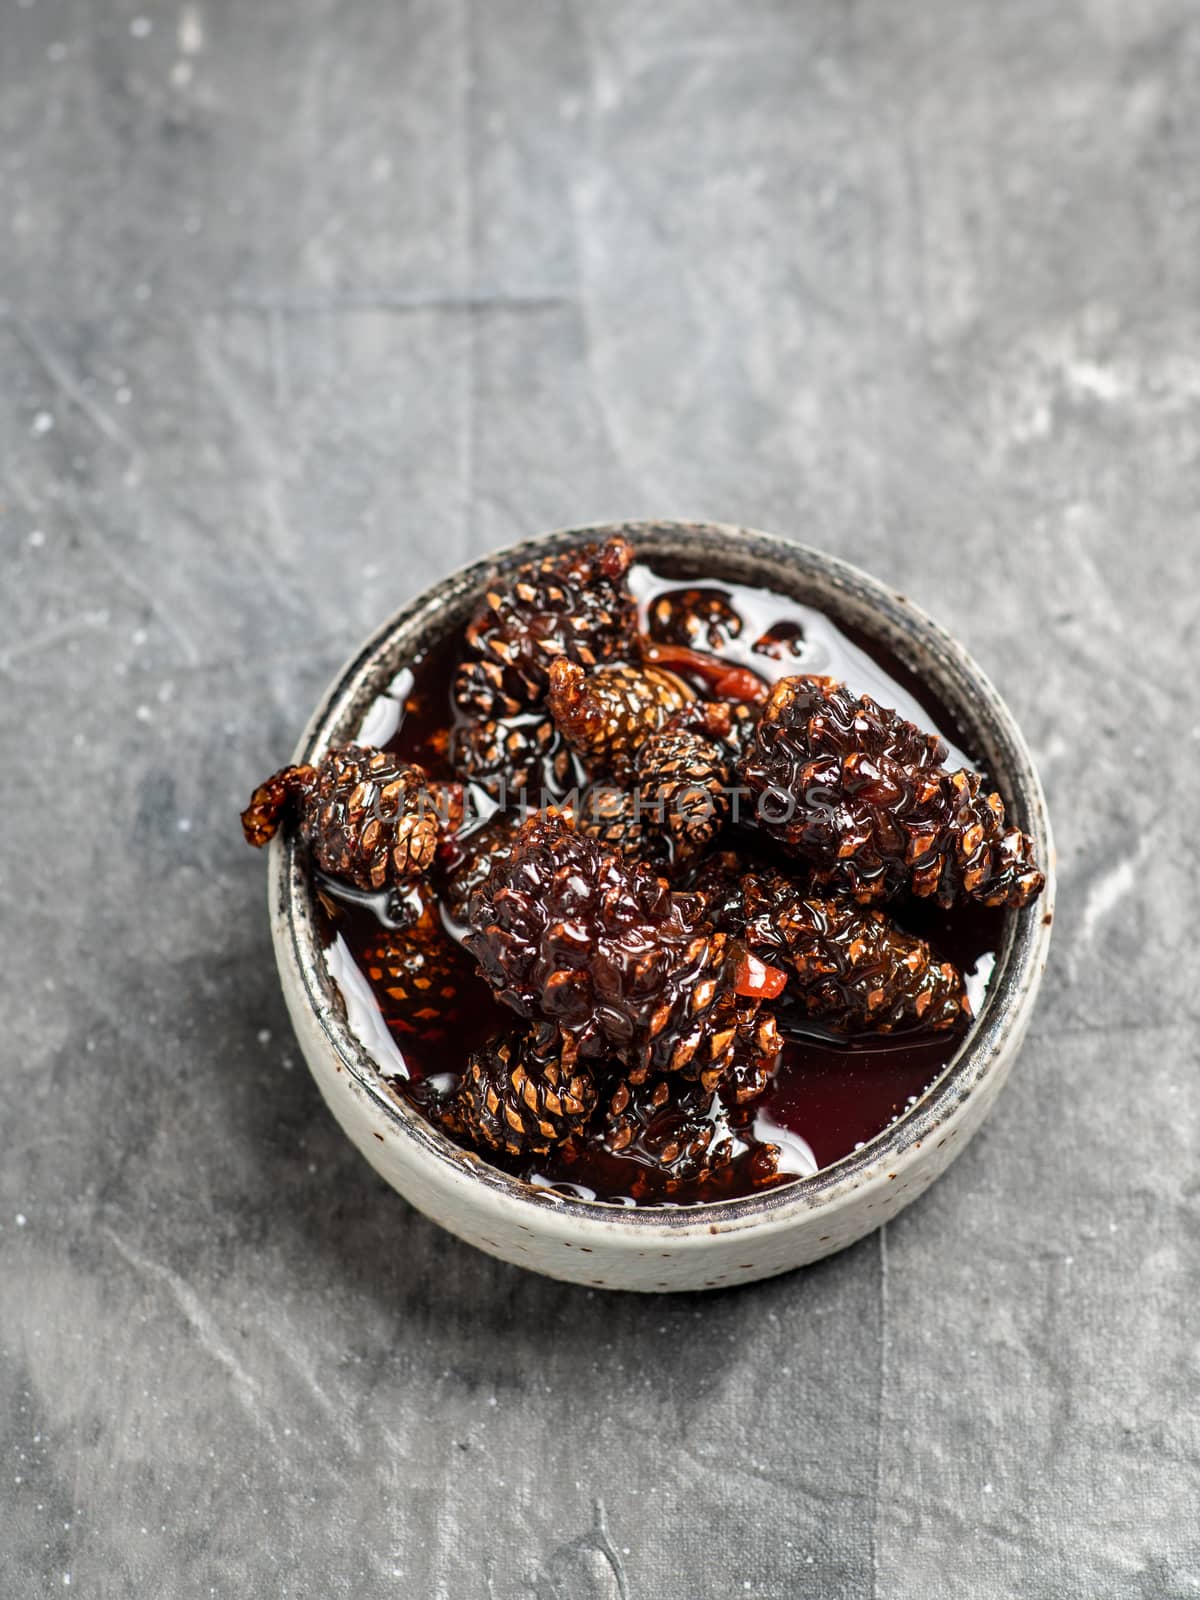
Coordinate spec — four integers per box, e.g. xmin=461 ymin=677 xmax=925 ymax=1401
xmin=568 ymin=719 xmax=730 ymax=869
xmin=568 ymin=783 xmax=655 ymax=861
xmin=667 ymin=699 xmax=760 ymax=762
xmin=738 ymin=675 xmax=1045 ymax=908
xmin=452 ymin=659 xmax=526 ymax=721
xmin=453 ymin=536 xmax=637 ymax=719
xmin=240 ymin=745 xmax=455 ymax=892
xmin=751 ymin=621 xmax=807 ymax=662
xmin=635 ymin=726 xmax=729 ymax=863
xmin=441 ymin=814 xmax=520 ymax=929
xmin=741 ymin=872 xmax=968 ymax=1034
xmin=686 ymin=849 xmax=751 ymax=931
xmin=465 ymin=811 xmax=783 ymax=1090
xmin=450 ymin=711 xmax=580 ymax=803
xmin=603 ymin=1075 xmax=735 ymax=1191
xmin=359 ymin=894 xmax=465 ymax=1032
xmin=548 ymin=660 xmax=693 ymax=783
xmin=445 ymin=1021 xmax=598 ymax=1158
xmin=648 ymin=586 xmax=744 ymax=651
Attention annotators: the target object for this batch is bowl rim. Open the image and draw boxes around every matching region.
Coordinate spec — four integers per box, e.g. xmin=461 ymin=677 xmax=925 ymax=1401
xmin=273 ymin=519 xmax=1055 ymax=1237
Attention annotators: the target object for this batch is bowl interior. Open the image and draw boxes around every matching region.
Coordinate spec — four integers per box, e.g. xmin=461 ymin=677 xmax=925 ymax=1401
xmin=277 ymin=521 xmax=1053 ymax=1228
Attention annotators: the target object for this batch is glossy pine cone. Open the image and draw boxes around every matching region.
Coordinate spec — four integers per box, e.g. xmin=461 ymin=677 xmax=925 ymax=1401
xmin=453 ymin=536 xmax=637 ymax=720
xmin=740 ymin=872 xmax=968 ymax=1034
xmin=440 ymin=814 xmax=520 ymax=930
xmin=450 ymin=710 xmax=580 ymax=803
xmin=240 ymin=745 xmax=456 ymax=892
xmin=359 ymin=893 xmax=466 ymax=1034
xmin=446 ymin=1022 xmax=598 ymax=1158
xmin=635 ymin=725 xmax=729 ymax=862
xmin=602 ymin=1076 xmax=735 ymax=1193
xmin=548 ymin=660 xmax=693 ymax=783
xmin=464 ymin=810 xmax=783 ymax=1090
xmin=568 ymin=782 xmax=654 ymax=861
xmin=738 ymin=675 xmax=1045 ymax=908
xmin=667 ymin=698 xmax=760 ymax=763
xmin=647 ymin=586 xmax=744 ymax=652
xmin=567 ymin=721 xmax=731 ymax=869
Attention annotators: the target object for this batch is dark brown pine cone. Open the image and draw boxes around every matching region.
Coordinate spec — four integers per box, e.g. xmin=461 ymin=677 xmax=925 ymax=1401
xmin=603 ymin=1075 xmax=735 ymax=1192
xmin=453 ymin=536 xmax=637 ymax=719
xmin=635 ymin=726 xmax=729 ymax=863
xmin=647 ymin=586 xmax=744 ymax=652
xmin=751 ymin=621 xmax=807 ymax=662
xmin=568 ymin=720 xmax=730 ymax=869
xmin=741 ymin=872 xmax=969 ymax=1034
xmin=450 ymin=711 xmax=580 ymax=803
xmin=359 ymin=894 xmax=465 ymax=1033
xmin=444 ymin=1021 xmax=598 ymax=1158
xmin=465 ymin=810 xmax=784 ymax=1090
xmin=240 ymin=745 xmax=457 ymax=892
xmin=686 ymin=849 xmax=750 ymax=932
xmin=548 ymin=660 xmax=693 ymax=783
xmin=666 ymin=699 xmax=761 ymax=762
xmin=568 ymin=783 xmax=654 ymax=861
xmin=738 ymin=675 xmax=1045 ymax=908
xmin=441 ymin=814 xmax=520 ymax=930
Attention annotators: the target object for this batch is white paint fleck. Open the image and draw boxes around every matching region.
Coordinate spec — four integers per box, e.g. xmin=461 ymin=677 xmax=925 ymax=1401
xmin=28 ymin=529 xmax=45 ymax=547
xmin=135 ymin=704 xmax=152 ymax=722
xmin=170 ymin=60 xmax=193 ymax=87
xmin=31 ymin=411 xmax=54 ymax=435
xmin=130 ymin=16 xmax=152 ymax=38
xmin=177 ymin=817 xmax=192 ymax=833
xmin=257 ymin=1029 xmax=271 ymax=1046
xmin=16 ymin=1214 xmax=27 ymax=1227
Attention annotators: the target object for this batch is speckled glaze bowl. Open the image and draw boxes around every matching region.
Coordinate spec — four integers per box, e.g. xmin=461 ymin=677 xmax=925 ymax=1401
xmin=268 ymin=522 xmax=1055 ymax=1292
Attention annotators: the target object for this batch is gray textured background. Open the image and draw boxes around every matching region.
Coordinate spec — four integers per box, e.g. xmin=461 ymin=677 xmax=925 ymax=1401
xmin=2 ymin=1 xmax=1198 ymax=1595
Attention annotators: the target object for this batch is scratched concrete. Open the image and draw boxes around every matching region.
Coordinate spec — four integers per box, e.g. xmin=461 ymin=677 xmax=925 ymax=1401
xmin=2 ymin=2 xmax=1199 ymax=1596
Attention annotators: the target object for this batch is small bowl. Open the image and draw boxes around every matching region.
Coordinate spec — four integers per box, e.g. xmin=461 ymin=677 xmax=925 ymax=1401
xmin=268 ymin=522 xmax=1054 ymax=1292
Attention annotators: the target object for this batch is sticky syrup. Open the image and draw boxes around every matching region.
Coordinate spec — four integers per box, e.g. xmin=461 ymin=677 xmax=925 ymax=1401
xmin=315 ymin=563 xmax=1007 ymax=1207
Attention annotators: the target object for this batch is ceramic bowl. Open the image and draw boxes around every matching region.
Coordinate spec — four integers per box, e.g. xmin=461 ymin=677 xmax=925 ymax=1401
xmin=268 ymin=521 xmax=1054 ymax=1292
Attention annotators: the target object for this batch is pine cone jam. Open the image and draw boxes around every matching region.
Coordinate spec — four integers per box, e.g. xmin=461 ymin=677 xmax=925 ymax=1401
xmin=242 ymin=540 xmax=1044 ymax=1206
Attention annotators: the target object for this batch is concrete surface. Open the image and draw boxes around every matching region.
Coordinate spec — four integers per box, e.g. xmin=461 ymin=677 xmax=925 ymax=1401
xmin=2 ymin=1 xmax=1198 ymax=1595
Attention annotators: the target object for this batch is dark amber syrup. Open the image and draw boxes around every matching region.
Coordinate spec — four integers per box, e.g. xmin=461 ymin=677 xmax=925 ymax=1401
xmin=315 ymin=564 xmax=1007 ymax=1207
